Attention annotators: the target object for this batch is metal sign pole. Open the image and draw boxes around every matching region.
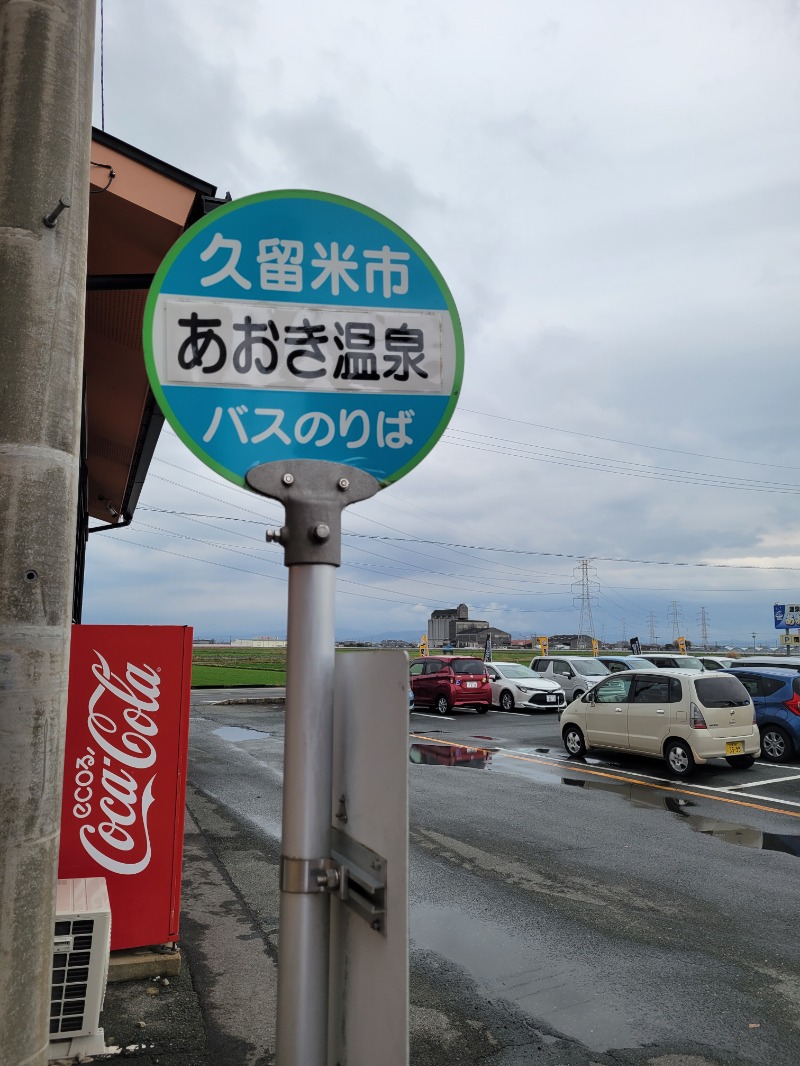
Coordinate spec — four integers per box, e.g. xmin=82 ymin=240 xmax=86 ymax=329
xmin=280 ymin=562 xmax=336 ymax=1063
xmin=144 ymin=185 xmax=463 ymax=1064
xmin=246 ymin=460 xmax=378 ymax=1066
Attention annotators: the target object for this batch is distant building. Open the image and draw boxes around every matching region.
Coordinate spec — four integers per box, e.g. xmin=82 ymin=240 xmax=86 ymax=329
xmin=547 ymin=634 xmax=608 ymax=651
xmin=428 ymin=603 xmax=511 ymax=649
xmin=231 ymin=638 xmax=287 ymax=648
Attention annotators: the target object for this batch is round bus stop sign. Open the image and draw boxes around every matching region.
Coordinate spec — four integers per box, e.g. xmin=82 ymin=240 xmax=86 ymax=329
xmin=143 ymin=190 xmax=463 ymax=488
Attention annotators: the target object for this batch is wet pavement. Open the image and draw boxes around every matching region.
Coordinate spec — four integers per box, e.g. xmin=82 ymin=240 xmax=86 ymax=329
xmin=97 ymin=695 xmax=800 ymax=1064
xmin=407 ymin=733 xmax=800 ymax=858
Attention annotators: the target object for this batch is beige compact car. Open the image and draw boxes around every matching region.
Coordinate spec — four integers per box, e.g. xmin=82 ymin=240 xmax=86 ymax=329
xmin=560 ymin=669 xmax=760 ymax=777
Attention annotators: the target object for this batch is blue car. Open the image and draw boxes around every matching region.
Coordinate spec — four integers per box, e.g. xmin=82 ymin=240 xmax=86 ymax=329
xmin=726 ymin=667 xmax=800 ymax=763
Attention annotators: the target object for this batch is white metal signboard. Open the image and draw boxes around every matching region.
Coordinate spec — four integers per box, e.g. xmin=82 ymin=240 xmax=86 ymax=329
xmin=328 ymin=650 xmax=409 ymax=1066
xmin=144 ymin=190 xmax=463 ymax=487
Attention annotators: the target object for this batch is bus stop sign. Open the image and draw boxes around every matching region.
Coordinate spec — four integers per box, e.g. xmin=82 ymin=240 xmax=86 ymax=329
xmin=143 ymin=190 xmax=463 ymax=487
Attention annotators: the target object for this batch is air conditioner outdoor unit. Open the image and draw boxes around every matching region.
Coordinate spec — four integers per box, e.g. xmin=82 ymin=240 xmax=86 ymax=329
xmin=49 ymin=877 xmax=111 ymax=1059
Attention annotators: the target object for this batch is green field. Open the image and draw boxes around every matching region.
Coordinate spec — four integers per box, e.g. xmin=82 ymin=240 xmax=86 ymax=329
xmin=190 ymin=644 xmax=543 ymax=687
xmin=191 ymin=664 xmax=287 ymax=687
xmin=192 ymin=646 xmax=287 ymax=687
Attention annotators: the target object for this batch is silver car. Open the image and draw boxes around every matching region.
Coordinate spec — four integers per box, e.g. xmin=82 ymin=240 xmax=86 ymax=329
xmin=529 ymin=655 xmax=609 ymax=701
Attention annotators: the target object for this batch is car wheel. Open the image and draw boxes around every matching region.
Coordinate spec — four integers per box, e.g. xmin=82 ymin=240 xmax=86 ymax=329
xmin=572 ymin=690 xmax=584 ymax=701
xmin=760 ymin=725 xmax=793 ymax=763
xmin=500 ymin=690 xmax=514 ymax=712
xmin=476 ymin=704 xmax=489 ymax=715
xmin=726 ymin=754 xmax=755 ymax=768
xmin=563 ymin=725 xmax=586 ymax=757
xmin=665 ymin=740 xmax=695 ymax=777
xmin=435 ymin=694 xmax=450 ymax=716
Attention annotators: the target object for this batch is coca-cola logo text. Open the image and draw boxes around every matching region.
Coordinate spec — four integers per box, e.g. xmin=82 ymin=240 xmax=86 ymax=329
xmin=71 ymin=651 xmax=161 ymax=875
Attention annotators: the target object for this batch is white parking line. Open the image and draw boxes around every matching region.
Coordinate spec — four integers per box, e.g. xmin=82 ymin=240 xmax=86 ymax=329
xmin=493 ymin=748 xmax=800 ymax=808
xmin=722 ymin=772 xmax=800 ymax=790
xmin=411 ymin=712 xmax=455 ymax=720
xmin=495 ymin=747 xmax=800 ymax=796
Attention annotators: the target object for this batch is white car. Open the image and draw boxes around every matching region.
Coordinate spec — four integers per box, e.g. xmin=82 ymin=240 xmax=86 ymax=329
xmin=484 ymin=661 xmax=566 ymax=712
xmin=639 ymin=653 xmax=705 ymax=671
xmin=560 ymin=669 xmax=760 ymax=777
xmin=697 ymin=655 xmax=738 ymax=671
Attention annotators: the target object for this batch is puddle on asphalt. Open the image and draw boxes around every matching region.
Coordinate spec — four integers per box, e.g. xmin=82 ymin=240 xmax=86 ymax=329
xmin=409 ymin=741 xmax=568 ymax=785
xmin=563 ymin=777 xmax=800 ymax=856
xmin=409 ymin=743 xmax=495 ymax=768
xmin=412 ymin=902 xmax=644 ymax=1051
xmin=213 ymin=726 xmax=273 ymax=742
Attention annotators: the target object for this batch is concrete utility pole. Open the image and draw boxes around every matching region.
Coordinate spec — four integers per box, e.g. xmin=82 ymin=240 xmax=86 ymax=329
xmin=0 ymin=2 xmax=96 ymax=1063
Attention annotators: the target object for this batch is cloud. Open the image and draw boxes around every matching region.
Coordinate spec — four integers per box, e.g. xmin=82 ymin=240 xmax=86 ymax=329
xmin=79 ymin=0 xmax=800 ymax=647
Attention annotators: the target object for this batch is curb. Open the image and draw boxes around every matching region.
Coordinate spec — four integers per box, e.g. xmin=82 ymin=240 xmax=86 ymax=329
xmin=215 ymin=696 xmax=286 ymax=705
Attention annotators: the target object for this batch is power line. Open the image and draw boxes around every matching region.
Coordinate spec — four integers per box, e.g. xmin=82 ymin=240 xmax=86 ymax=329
xmin=137 ymin=507 xmax=800 ymax=573
xmin=99 ymin=537 xmax=569 ymax=616
xmin=456 ymin=407 xmax=800 ymax=474
xmin=442 ymin=431 xmax=800 ymax=495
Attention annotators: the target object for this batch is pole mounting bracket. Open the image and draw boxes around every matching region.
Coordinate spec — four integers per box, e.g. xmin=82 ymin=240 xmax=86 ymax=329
xmin=246 ymin=459 xmax=379 ymax=566
xmin=278 ymin=830 xmax=387 ymax=936
xmin=330 ymin=827 xmax=387 ymax=935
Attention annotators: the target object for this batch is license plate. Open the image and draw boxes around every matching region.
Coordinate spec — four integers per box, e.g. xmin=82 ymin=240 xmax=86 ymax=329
xmin=466 ymin=681 xmax=478 ymax=688
xmin=725 ymin=741 xmax=744 ymax=756
xmin=546 ymin=695 xmax=556 ymax=703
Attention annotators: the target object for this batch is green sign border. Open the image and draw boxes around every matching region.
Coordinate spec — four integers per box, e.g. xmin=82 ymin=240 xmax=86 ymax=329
xmin=142 ymin=189 xmax=464 ymax=489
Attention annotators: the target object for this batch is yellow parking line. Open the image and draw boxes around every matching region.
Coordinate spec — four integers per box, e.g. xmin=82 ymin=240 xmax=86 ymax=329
xmin=409 ymin=734 xmax=800 ymax=820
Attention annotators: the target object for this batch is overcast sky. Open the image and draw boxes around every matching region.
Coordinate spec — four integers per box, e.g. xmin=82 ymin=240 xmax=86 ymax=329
xmin=84 ymin=0 xmax=800 ymax=647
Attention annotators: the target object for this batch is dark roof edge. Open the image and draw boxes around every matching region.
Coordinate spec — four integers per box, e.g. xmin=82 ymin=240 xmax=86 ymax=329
xmin=121 ymin=393 xmax=164 ymax=520
xmin=91 ymin=127 xmax=218 ymax=197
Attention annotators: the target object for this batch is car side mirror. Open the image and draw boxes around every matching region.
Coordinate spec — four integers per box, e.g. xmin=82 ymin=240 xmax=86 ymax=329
xmin=584 ymin=691 xmax=595 ymax=703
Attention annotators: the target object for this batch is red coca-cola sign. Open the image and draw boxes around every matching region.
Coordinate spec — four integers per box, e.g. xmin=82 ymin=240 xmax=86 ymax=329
xmin=59 ymin=626 xmax=192 ymax=950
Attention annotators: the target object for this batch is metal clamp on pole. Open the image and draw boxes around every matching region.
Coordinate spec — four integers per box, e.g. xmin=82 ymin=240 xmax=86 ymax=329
xmin=280 ymin=840 xmax=388 ymax=935
xmin=280 ymin=855 xmax=340 ymax=893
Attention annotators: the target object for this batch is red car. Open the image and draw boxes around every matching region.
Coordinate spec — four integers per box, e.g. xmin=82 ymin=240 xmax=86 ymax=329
xmin=409 ymin=656 xmax=492 ymax=715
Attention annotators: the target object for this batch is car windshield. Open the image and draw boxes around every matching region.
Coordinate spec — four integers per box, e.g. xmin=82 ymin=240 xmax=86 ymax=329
xmin=495 ymin=664 xmax=536 ymax=678
xmin=573 ymin=660 xmax=608 ymax=675
xmin=451 ymin=659 xmax=485 ymax=675
xmin=620 ymin=658 xmax=654 ymax=669
xmin=694 ymin=675 xmax=750 ymax=708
